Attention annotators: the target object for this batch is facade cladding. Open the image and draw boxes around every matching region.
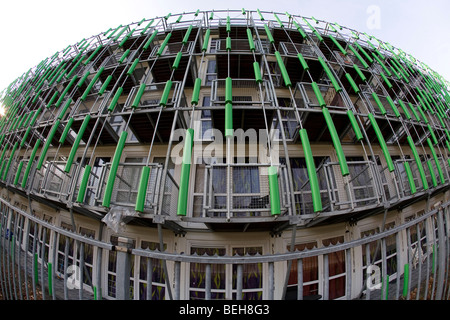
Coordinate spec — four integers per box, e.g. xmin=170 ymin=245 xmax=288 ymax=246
xmin=0 ymin=9 xmax=450 ymax=301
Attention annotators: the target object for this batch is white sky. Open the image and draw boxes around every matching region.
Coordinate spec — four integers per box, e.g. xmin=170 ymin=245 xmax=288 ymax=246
xmin=0 ymin=0 xmax=449 ymax=93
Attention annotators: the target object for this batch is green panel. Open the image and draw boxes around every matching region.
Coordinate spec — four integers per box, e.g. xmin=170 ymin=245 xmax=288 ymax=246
xmin=328 ymin=35 xmax=347 ymax=55
xmin=172 ymin=51 xmax=183 ymax=70
xmin=202 ymin=29 xmax=211 ymax=52
xmin=347 ymin=110 xmax=363 ymax=141
xmin=177 ymin=128 xmax=194 ymax=216
xmin=372 ymin=92 xmax=386 ymax=115
xmin=398 ymin=100 xmax=411 ymax=120
xmin=102 ymin=131 xmax=128 ymax=208
xmin=191 ymin=78 xmax=202 ymax=105
xmin=127 ymin=58 xmax=140 ymax=75
xmin=268 ymin=166 xmax=281 ymax=216
xmin=368 ymin=113 xmax=394 ymax=172
xmin=225 ymin=103 xmax=233 ymax=137
xmin=21 ymin=139 xmax=41 ymax=189
xmin=3 ymin=142 xmax=18 ymax=181
xmin=135 ymin=166 xmax=150 ymax=212
xmin=64 ymin=115 xmax=91 ymax=173
xmin=20 ymin=127 xmax=32 ymax=147
xmin=246 ymin=28 xmax=255 ymax=51
xmin=108 ymin=87 xmax=123 ymax=112
xmin=76 ymin=165 xmax=92 ymax=203
xmin=264 ymin=24 xmax=274 ymax=44
xmin=386 ymin=96 xmax=400 ymax=118
xmin=37 ymin=121 xmax=60 ymax=170
xmin=299 ymin=128 xmax=322 ymax=212
xmin=404 ymin=162 xmax=416 ymax=194
xmin=402 ymin=264 xmax=410 ymax=298
xmin=427 ymin=138 xmax=445 ymax=184
xmin=253 ymin=62 xmax=263 ymax=83
xmin=182 ymin=25 xmax=193 ymax=44
xmin=98 ymin=75 xmax=113 ymax=96
xmin=312 ymin=82 xmax=326 ymax=107
xmin=345 ymin=73 xmax=360 ymax=94
xmin=275 ymin=51 xmax=292 ymax=87
xmin=318 ymin=57 xmax=341 ymax=92
xmin=225 ymin=77 xmax=233 ymax=104
xmin=297 ymin=53 xmax=309 ymax=71
xmin=427 ymin=124 xmax=438 ymax=145
xmin=132 ymin=83 xmax=146 ymax=109
xmin=57 ymin=98 xmax=73 ymax=120
xmin=322 ymin=107 xmax=349 ymax=176
xmin=157 ymin=33 xmax=172 ymax=56
xmin=427 ymin=159 xmax=437 ymax=188
xmin=143 ymin=30 xmax=158 ymax=50
xmin=407 ymin=135 xmax=428 ymax=190
xmin=13 ymin=160 xmax=24 ymax=185
xmin=59 ymin=117 xmax=74 ymax=144
xmin=159 ymin=80 xmax=173 ymax=106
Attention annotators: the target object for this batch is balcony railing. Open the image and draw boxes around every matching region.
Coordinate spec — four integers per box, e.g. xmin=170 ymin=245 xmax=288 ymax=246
xmin=202 ymin=163 xmax=289 ymax=218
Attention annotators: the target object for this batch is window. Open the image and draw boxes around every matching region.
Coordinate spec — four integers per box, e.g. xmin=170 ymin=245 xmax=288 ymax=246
xmin=77 ymin=227 xmax=96 ymax=289
xmin=281 ymin=157 xmax=332 ymax=215
xmin=189 ymin=247 xmax=226 ymax=299
xmin=205 ymin=60 xmax=217 ymax=85
xmin=107 ymin=236 xmax=136 ymax=299
xmin=189 ymin=245 xmax=263 ymax=300
xmin=199 ymin=97 xmax=213 ymax=141
xmin=56 ymin=222 xmax=75 ymax=275
xmin=138 ymin=241 xmax=166 ymax=300
xmin=115 ymin=157 xmax=147 ymax=205
xmin=323 ymin=236 xmax=346 ymax=300
xmin=287 ymin=242 xmax=319 ymax=298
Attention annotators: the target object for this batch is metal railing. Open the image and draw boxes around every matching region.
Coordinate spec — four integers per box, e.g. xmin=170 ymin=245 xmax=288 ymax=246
xmin=0 ymin=196 xmax=449 ymax=300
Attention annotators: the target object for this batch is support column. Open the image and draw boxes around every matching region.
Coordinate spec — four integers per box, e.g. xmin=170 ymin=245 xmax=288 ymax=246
xmin=115 ymin=237 xmax=134 ymax=300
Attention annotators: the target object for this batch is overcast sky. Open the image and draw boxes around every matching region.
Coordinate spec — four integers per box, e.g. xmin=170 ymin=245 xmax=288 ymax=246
xmin=0 ymin=0 xmax=449 ymax=94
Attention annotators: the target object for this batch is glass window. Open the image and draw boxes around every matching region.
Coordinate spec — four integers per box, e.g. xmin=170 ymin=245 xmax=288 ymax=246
xmin=323 ymin=236 xmax=346 ymax=300
xmin=138 ymin=241 xmax=166 ymax=300
xmin=189 ymin=247 xmax=226 ymax=300
xmin=287 ymin=242 xmax=319 ymax=298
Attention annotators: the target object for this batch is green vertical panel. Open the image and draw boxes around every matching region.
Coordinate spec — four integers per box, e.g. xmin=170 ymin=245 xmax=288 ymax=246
xmin=368 ymin=113 xmax=394 ymax=172
xmin=225 ymin=77 xmax=233 ymax=104
xmin=318 ymin=57 xmax=341 ymax=92
xmin=13 ymin=160 xmax=24 ymax=185
xmin=427 ymin=124 xmax=438 ymax=145
xmin=398 ymin=100 xmax=411 ymax=120
xmin=37 ymin=121 xmax=60 ymax=170
xmin=275 ymin=51 xmax=291 ymax=87
xmin=59 ymin=117 xmax=74 ymax=144
xmin=135 ymin=166 xmax=151 ymax=212
xmin=299 ymin=128 xmax=322 ymax=212
xmin=253 ymin=62 xmax=263 ymax=83
xmin=76 ymin=165 xmax=92 ymax=203
xmin=264 ymin=24 xmax=274 ymax=43
xmin=347 ymin=110 xmax=363 ymax=141
xmin=297 ymin=53 xmax=309 ymax=71
xmin=132 ymin=83 xmax=146 ymax=108
xmin=225 ymin=103 xmax=233 ymax=137
xmin=182 ymin=25 xmax=193 ymax=44
xmin=345 ymin=73 xmax=360 ymax=94
xmin=127 ymin=58 xmax=140 ymax=75
xmin=48 ymin=262 xmax=53 ymax=296
xmin=322 ymin=107 xmax=349 ymax=176
xmin=402 ymin=264 xmax=410 ymax=298
xmin=386 ymin=96 xmax=400 ymax=118
xmin=427 ymin=138 xmax=445 ymax=184
xmin=159 ymin=80 xmax=173 ymax=106
xmin=108 ymin=87 xmax=123 ymax=112
xmin=407 ymin=136 xmax=428 ymax=190
xmin=202 ymin=29 xmax=211 ymax=52
xmin=64 ymin=115 xmax=91 ymax=173
xmin=172 ymin=51 xmax=182 ymax=70
xmin=98 ymin=75 xmax=112 ymax=96
xmin=177 ymin=128 xmax=194 ymax=216
xmin=427 ymin=160 xmax=437 ymax=188
xmin=157 ymin=33 xmax=172 ymax=56
xmin=246 ymin=28 xmax=255 ymax=51
xmin=22 ymin=139 xmax=41 ymax=189
xmin=268 ymin=166 xmax=281 ymax=216
xmin=191 ymin=78 xmax=202 ymax=105
xmin=372 ymin=93 xmax=386 ymax=115
xmin=103 ymin=131 xmax=128 ymax=208
xmin=404 ymin=162 xmax=416 ymax=194
xmin=312 ymin=82 xmax=326 ymax=107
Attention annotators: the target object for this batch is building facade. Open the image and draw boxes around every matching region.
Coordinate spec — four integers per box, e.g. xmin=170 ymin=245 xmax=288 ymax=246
xmin=0 ymin=9 xmax=450 ymax=300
